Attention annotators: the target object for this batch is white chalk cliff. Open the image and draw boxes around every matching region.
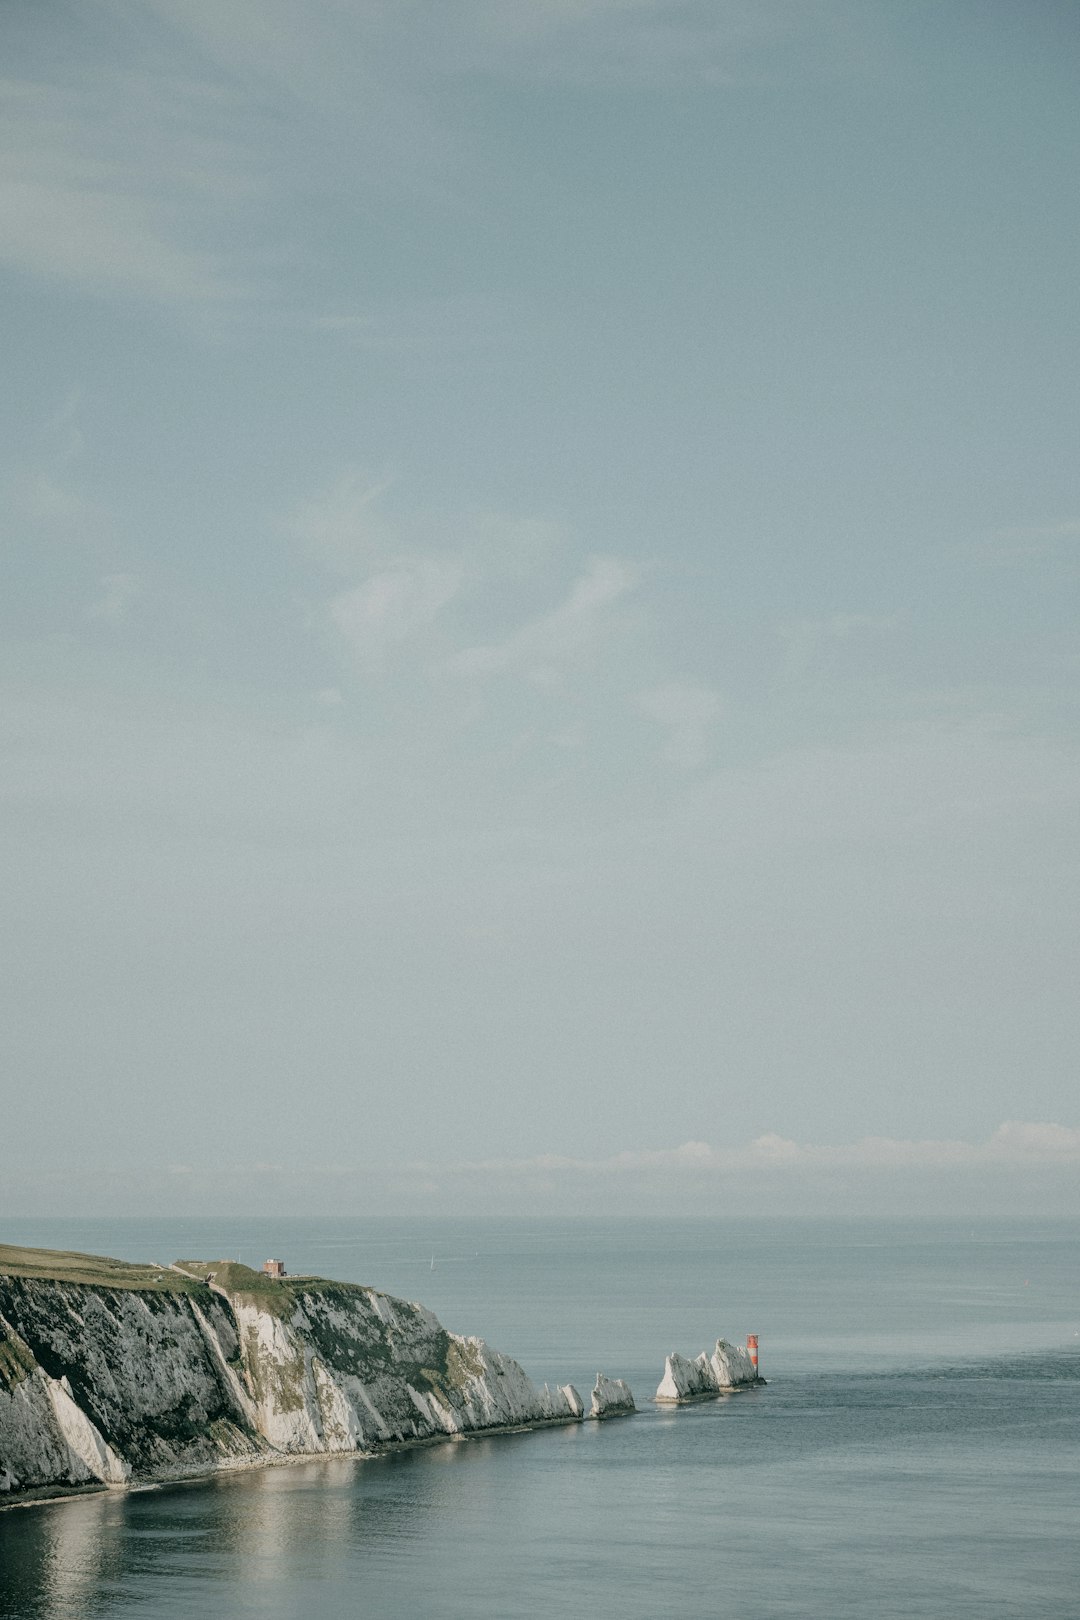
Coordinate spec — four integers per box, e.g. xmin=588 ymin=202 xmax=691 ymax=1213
xmin=0 ymin=1250 xmax=584 ymax=1497
xmin=588 ymin=1373 xmax=635 ymax=1419
xmin=655 ymin=1339 xmax=759 ymax=1402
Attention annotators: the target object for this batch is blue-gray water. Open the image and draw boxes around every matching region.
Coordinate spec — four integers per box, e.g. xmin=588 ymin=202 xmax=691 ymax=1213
xmin=1 ymin=1217 xmax=1077 ymax=1618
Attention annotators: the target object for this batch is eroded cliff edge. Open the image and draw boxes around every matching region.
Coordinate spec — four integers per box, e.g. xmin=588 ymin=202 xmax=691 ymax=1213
xmin=0 ymin=1245 xmax=580 ymax=1500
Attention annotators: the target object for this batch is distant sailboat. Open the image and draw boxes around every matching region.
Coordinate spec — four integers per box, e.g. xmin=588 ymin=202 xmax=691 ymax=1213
xmin=430 ymin=1254 xmax=435 ymax=1270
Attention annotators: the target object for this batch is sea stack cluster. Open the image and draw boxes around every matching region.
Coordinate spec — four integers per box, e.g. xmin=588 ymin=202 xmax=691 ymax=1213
xmin=654 ymin=1338 xmax=762 ymax=1402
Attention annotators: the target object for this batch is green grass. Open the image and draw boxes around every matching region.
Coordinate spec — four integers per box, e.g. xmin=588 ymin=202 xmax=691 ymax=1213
xmin=0 ymin=1246 xmax=375 ymax=1315
xmin=175 ymin=1261 xmax=367 ymax=1317
xmin=0 ymin=1244 xmax=204 ymax=1294
xmin=175 ymin=1260 xmax=285 ymax=1292
xmin=0 ymin=1330 xmax=36 ymax=1387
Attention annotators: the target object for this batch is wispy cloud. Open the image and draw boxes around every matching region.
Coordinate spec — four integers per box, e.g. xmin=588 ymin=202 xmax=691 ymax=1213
xmin=965 ymin=520 xmax=1080 ymax=567
xmin=372 ymin=0 xmax=877 ymax=89
xmin=414 ymin=1122 xmax=1080 ymax=1179
xmin=292 ymin=471 xmax=602 ymax=692
xmin=7 ymin=1123 xmax=1077 ymax=1217
xmin=993 ymin=521 xmax=1080 ymax=543
xmin=291 ymin=472 xmax=567 ymax=582
xmin=290 ymin=471 xmax=398 ymax=577
xmin=637 ymin=681 xmax=722 ymax=767
xmin=0 ymin=74 xmax=258 ymax=306
xmin=1 ymin=1 xmax=878 ymax=320
xmin=0 ymin=172 xmax=231 ymax=305
xmin=299 ymin=296 xmax=528 ymax=355
xmin=329 ymin=560 xmax=464 ymax=669
xmin=5 ymin=389 xmax=103 ymax=537
xmin=448 ymin=556 xmax=640 ymax=688
xmin=777 ymin=612 xmax=898 ymax=678
xmin=138 ymin=0 xmax=465 ymax=202
xmin=86 ymin=572 xmax=141 ymax=625
xmin=142 ymin=0 xmax=873 ymax=93
xmin=15 ymin=470 xmax=91 ymax=528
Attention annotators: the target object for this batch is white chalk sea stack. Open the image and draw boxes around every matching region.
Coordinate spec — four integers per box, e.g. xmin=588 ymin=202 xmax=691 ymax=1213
xmin=589 ymin=1373 xmax=636 ymax=1419
xmin=655 ymin=1339 xmax=759 ymax=1402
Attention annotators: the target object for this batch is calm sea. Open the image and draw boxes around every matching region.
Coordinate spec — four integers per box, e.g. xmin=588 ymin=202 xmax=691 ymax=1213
xmin=1 ymin=1216 xmax=1077 ymax=1619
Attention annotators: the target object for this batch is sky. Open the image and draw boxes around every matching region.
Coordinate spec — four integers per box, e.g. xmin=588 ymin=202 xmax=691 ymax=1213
xmin=2 ymin=0 xmax=1079 ymax=1218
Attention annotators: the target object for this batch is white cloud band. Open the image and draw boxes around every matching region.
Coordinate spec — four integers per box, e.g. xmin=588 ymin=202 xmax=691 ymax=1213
xmin=411 ymin=1122 xmax=1080 ymax=1178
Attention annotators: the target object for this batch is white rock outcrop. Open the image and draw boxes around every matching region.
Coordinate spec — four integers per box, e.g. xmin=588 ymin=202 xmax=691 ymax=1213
xmin=588 ymin=1373 xmax=635 ymax=1419
xmin=655 ymin=1338 xmax=759 ymax=1402
xmin=0 ymin=1255 xmax=586 ymax=1497
xmin=45 ymin=1376 xmax=131 ymax=1485
xmin=540 ymin=1382 xmax=584 ymax=1420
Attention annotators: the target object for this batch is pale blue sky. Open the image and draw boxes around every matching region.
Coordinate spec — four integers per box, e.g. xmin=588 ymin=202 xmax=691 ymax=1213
xmin=3 ymin=1 xmax=1079 ymax=1214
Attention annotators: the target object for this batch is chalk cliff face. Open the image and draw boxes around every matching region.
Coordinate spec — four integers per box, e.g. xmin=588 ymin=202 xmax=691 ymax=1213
xmin=655 ymin=1338 xmax=759 ymax=1402
xmin=0 ymin=1251 xmax=582 ymax=1497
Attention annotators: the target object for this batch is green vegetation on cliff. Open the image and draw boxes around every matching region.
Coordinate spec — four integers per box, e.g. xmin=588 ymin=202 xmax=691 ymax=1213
xmin=174 ymin=1261 xmax=366 ymax=1318
xmin=0 ymin=1249 xmax=367 ymax=1312
xmin=0 ymin=1245 xmax=204 ymax=1294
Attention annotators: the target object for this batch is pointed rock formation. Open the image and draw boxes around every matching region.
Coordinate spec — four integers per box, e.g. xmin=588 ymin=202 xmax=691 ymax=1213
xmin=588 ymin=1373 xmax=635 ymax=1419
xmin=655 ymin=1338 xmax=762 ymax=1402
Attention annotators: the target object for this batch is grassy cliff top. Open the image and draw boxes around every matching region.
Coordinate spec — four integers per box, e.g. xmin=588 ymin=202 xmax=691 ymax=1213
xmin=0 ymin=1243 xmax=205 ymax=1293
xmin=0 ymin=1246 xmax=373 ymax=1311
xmin=174 ymin=1260 xmax=363 ymax=1314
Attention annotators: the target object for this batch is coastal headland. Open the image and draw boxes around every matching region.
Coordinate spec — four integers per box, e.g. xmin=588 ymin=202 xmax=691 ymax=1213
xmin=1 ymin=1243 xmax=764 ymax=1508
xmin=0 ymin=1243 xmax=583 ymax=1505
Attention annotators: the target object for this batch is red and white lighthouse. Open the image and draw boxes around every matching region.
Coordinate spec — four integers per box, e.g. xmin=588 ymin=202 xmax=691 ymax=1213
xmin=746 ymin=1334 xmax=759 ymax=1377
